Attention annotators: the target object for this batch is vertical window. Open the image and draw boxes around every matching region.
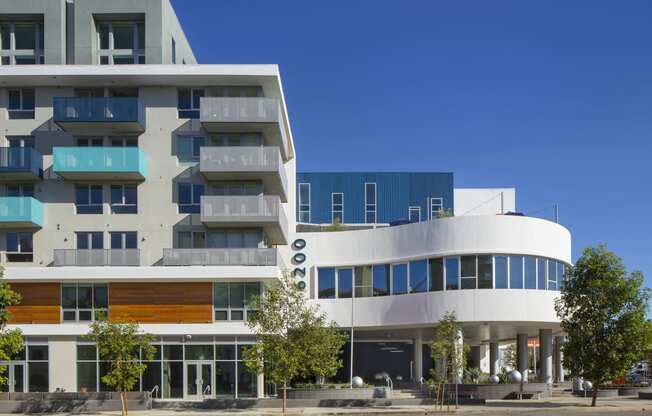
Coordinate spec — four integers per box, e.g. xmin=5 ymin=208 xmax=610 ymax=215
xmin=557 ymin=263 xmax=565 ymax=290
xmin=171 ymin=37 xmax=176 ymax=64
xmin=26 ymin=344 xmax=49 ymax=392
xmin=430 ymin=197 xmax=443 ymax=219
xmin=548 ymin=260 xmax=558 ymax=290
xmin=7 ymin=89 xmax=35 ymax=119
xmin=110 ymin=185 xmax=137 ymax=214
xmin=177 ymin=231 xmax=205 ymax=248
xmin=177 ymin=136 xmax=205 ymax=161
xmin=509 ymin=255 xmax=524 ymax=289
xmin=96 ymin=21 xmax=145 ymax=65
xmin=331 ymin=193 xmax=343 ymax=224
xmin=337 ymin=268 xmax=353 ymax=298
xmin=537 ymin=258 xmax=547 ymax=290
xmin=0 ymin=23 xmax=44 ymax=65
xmin=354 ymin=266 xmax=372 ymax=298
xmin=409 ymin=260 xmax=428 ymax=293
xmin=391 ymin=263 xmax=408 ymax=295
xmin=76 ymin=232 xmax=104 ymax=249
xmin=317 ymin=267 xmax=335 ymax=299
xmin=524 ymin=256 xmax=537 ymax=289
xmin=364 ymin=183 xmax=376 ymax=224
xmin=76 ymin=185 xmax=103 ymax=214
xmin=477 ymin=255 xmax=493 ymax=289
xmin=429 ymin=258 xmax=444 ymax=291
xmin=177 ymin=88 xmax=204 ymax=118
xmin=372 ymin=264 xmax=390 ymax=296
xmin=298 ymin=183 xmax=311 ymax=223
xmin=460 ymin=255 xmax=477 ymax=289
xmin=109 ymin=231 xmax=137 ymax=249
xmin=5 ymin=232 xmax=33 ymax=262
xmin=445 ymin=257 xmax=459 ymax=290
xmin=408 ymin=206 xmax=421 ymax=223
xmin=494 ymin=255 xmax=508 ymax=289
xmin=178 ymin=183 xmax=204 ymax=214
xmin=213 ymin=282 xmax=260 ymax=321
xmin=62 ymin=283 xmax=108 ymax=322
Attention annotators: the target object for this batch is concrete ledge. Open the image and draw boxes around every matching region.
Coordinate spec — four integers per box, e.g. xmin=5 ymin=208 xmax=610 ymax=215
xmin=618 ymin=387 xmax=652 ymax=396
xmin=287 ymin=387 xmax=390 ymax=400
xmin=573 ymin=389 xmax=619 ymax=398
xmin=0 ymin=392 xmax=151 ymax=413
xmin=453 ymin=383 xmax=552 ymax=400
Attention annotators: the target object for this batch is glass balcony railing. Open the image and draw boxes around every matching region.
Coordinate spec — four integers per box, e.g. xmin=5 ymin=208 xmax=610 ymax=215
xmin=162 ymin=248 xmax=281 ymax=267
xmin=0 ymin=197 xmax=43 ymax=227
xmin=53 ymin=147 xmax=146 ymax=179
xmin=0 ymin=147 xmax=42 ymax=180
xmin=53 ymin=97 xmax=146 ymax=131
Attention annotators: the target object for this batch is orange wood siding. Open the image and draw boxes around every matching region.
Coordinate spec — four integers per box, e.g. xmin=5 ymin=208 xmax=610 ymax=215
xmin=8 ymin=283 xmax=61 ymax=324
xmin=109 ymin=283 xmax=213 ymax=323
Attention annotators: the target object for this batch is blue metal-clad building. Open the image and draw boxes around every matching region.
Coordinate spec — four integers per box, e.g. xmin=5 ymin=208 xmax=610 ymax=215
xmin=296 ymin=172 xmax=454 ymax=224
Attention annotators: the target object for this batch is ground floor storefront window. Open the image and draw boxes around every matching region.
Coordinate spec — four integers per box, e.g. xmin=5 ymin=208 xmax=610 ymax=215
xmin=0 ymin=342 xmax=49 ymax=392
xmin=334 ymin=341 xmax=414 ymax=384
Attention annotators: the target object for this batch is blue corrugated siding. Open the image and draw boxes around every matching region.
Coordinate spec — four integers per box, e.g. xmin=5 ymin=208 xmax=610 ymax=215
xmin=296 ymin=172 xmax=454 ymax=224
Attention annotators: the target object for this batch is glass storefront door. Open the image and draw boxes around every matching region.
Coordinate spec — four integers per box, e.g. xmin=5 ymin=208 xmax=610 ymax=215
xmin=0 ymin=363 xmax=25 ymax=393
xmin=185 ymin=361 xmax=212 ymax=400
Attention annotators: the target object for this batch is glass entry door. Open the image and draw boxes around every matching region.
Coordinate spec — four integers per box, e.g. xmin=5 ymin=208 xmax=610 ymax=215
xmin=185 ymin=361 xmax=212 ymax=400
xmin=0 ymin=363 xmax=25 ymax=393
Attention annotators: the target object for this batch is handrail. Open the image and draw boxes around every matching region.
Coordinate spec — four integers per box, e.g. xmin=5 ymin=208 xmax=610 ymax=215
xmin=203 ymin=384 xmax=211 ymax=395
xmin=385 ymin=375 xmax=393 ymax=390
xmin=150 ymin=385 xmax=159 ymax=398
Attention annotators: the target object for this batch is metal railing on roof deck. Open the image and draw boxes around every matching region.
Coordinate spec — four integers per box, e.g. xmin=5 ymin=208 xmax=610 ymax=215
xmin=53 ymin=249 xmax=140 ymax=266
xmin=162 ymin=248 xmax=281 ymax=267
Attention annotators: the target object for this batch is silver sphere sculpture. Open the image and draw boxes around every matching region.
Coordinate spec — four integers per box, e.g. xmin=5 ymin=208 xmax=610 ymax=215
xmin=509 ymin=370 xmax=522 ymax=383
xmin=489 ymin=374 xmax=500 ymax=384
xmin=583 ymin=380 xmax=593 ymax=391
xmin=352 ymin=376 xmax=364 ymax=388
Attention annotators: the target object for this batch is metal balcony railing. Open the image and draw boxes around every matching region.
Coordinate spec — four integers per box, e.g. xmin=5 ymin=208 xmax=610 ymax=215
xmin=162 ymin=248 xmax=280 ymax=266
xmin=53 ymin=249 xmax=140 ymax=266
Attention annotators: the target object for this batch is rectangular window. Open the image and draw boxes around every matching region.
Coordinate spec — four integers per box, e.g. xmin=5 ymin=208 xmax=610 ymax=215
xmin=177 ymin=88 xmax=204 ymax=118
xmin=429 ymin=258 xmax=444 ymax=291
xmin=62 ymin=283 xmax=108 ymax=322
xmin=213 ymin=282 xmax=260 ymax=321
xmin=372 ymin=264 xmax=390 ymax=296
xmin=110 ymin=185 xmax=137 ymax=214
xmin=509 ymin=255 xmax=524 ymax=289
xmin=494 ymin=255 xmax=508 ymax=288
xmin=76 ymin=232 xmax=103 ymax=250
xmin=177 ymin=231 xmax=205 ymax=249
xmin=460 ymin=255 xmax=477 ymax=289
xmin=331 ymin=192 xmax=343 ymax=224
xmin=354 ymin=265 xmax=372 ymax=298
xmin=557 ymin=263 xmax=565 ymax=289
xmin=537 ymin=258 xmax=547 ymax=290
xmin=408 ymin=206 xmax=421 ymax=223
xmin=7 ymin=184 xmax=34 ymax=197
xmin=392 ymin=263 xmax=408 ymax=295
xmin=177 ymin=136 xmax=205 ymax=161
xmin=364 ymin=183 xmax=376 ymax=224
xmin=110 ymin=137 xmax=137 ymax=147
xmin=524 ymin=256 xmax=537 ymax=289
xmin=109 ymin=231 xmax=137 ymax=249
xmin=445 ymin=257 xmax=459 ymax=290
xmin=0 ymin=23 xmax=44 ymax=65
xmin=6 ymin=232 xmax=33 ymax=262
xmin=76 ymin=137 xmax=104 ymax=147
xmin=548 ymin=260 xmax=558 ymax=290
xmin=7 ymin=89 xmax=35 ymax=119
xmin=337 ymin=268 xmax=353 ymax=299
xmin=178 ymin=183 xmax=204 ymax=214
xmin=409 ymin=260 xmax=428 ymax=293
xmin=76 ymin=185 xmax=103 ymax=214
xmin=298 ymin=183 xmax=311 ymax=223
xmin=477 ymin=255 xmax=493 ymax=289
xmin=318 ymin=267 xmax=336 ymax=299
xmin=96 ymin=21 xmax=145 ymax=65
xmin=430 ymin=197 xmax=443 ymax=219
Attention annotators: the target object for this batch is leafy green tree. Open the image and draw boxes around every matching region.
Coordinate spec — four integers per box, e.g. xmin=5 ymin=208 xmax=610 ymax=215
xmin=429 ymin=311 xmax=468 ymax=384
xmin=86 ymin=317 xmax=156 ymax=416
xmin=0 ymin=269 xmax=25 ymax=388
xmin=555 ymin=244 xmax=652 ymax=407
xmin=243 ymin=271 xmax=344 ymax=414
xmin=502 ymin=343 xmax=517 ymax=370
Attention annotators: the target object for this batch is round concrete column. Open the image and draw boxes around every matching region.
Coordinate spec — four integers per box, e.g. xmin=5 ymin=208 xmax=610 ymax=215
xmin=517 ymin=333 xmax=529 ymax=374
xmin=554 ymin=336 xmax=566 ymax=383
xmin=414 ymin=334 xmax=423 ymax=381
xmin=489 ymin=342 xmax=500 ymax=376
xmin=539 ymin=329 xmax=553 ymax=384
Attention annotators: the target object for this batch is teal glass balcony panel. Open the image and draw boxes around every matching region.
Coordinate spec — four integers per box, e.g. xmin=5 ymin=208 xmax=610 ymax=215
xmin=0 ymin=147 xmax=42 ymax=181
xmin=0 ymin=197 xmax=43 ymax=228
xmin=53 ymin=97 xmax=145 ymax=133
xmin=53 ymin=147 xmax=146 ymax=180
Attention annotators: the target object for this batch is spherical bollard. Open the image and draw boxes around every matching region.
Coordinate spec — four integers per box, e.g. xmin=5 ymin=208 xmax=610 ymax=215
xmin=489 ymin=374 xmax=500 ymax=384
xmin=583 ymin=381 xmax=593 ymax=391
xmin=509 ymin=370 xmax=522 ymax=383
xmin=352 ymin=376 xmax=364 ymax=388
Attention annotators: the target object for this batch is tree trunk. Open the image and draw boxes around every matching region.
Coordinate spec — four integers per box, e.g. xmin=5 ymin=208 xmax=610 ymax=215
xmin=120 ymin=390 xmax=129 ymax=416
xmin=282 ymin=382 xmax=287 ymax=415
xmin=591 ymin=384 xmax=598 ymax=407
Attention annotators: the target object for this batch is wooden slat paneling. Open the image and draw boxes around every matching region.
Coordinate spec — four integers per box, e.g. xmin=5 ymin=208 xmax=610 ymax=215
xmin=109 ymin=283 xmax=213 ymax=323
xmin=8 ymin=283 xmax=61 ymax=324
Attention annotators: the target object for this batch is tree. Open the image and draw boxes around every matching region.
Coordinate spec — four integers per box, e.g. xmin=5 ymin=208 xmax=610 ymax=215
xmin=502 ymin=343 xmax=517 ymax=371
xmin=243 ymin=271 xmax=345 ymax=414
xmin=555 ymin=244 xmax=652 ymax=407
xmin=0 ymin=269 xmax=25 ymax=388
xmin=429 ymin=311 xmax=468 ymax=383
xmin=86 ymin=317 xmax=156 ymax=416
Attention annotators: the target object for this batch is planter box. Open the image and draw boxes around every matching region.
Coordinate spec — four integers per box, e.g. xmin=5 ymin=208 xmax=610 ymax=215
xmin=287 ymin=387 xmax=390 ymax=400
xmin=451 ymin=383 xmax=552 ymax=400
xmin=618 ymin=386 xmax=652 ymax=396
xmin=0 ymin=392 xmax=151 ymax=413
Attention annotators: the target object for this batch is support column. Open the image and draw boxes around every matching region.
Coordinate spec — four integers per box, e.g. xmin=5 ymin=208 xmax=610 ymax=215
xmin=470 ymin=346 xmax=482 ymax=369
xmin=414 ymin=334 xmax=423 ymax=381
xmin=554 ymin=336 xmax=565 ymax=383
xmin=539 ymin=329 xmax=553 ymax=384
xmin=489 ymin=342 xmax=500 ymax=376
xmin=517 ymin=333 xmax=529 ymax=374
xmin=257 ymin=372 xmax=265 ymax=398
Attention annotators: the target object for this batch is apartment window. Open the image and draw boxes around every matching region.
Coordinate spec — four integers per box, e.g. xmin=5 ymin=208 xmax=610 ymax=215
xmin=76 ymin=137 xmax=103 ymax=147
xmin=537 ymin=257 xmax=547 ymax=290
xmin=211 ymin=181 xmax=261 ymax=196
xmin=392 ymin=264 xmax=408 ymax=295
xmin=372 ymin=264 xmax=390 ymax=296
xmin=214 ymin=282 xmax=260 ymax=321
xmin=354 ymin=266 xmax=373 ymax=298
xmin=6 ymin=232 xmax=33 ymax=262
xmin=177 ymin=88 xmax=204 ymax=118
xmin=97 ymin=21 xmax=145 ymax=65
xmin=331 ymin=192 xmax=343 ymax=224
xmin=445 ymin=257 xmax=459 ymax=290
xmin=429 ymin=258 xmax=444 ymax=291
xmin=410 ymin=260 xmax=428 ymax=293
xmin=177 ymin=136 xmax=205 ymax=161
xmin=177 ymin=231 xmax=205 ymax=248
xmin=524 ymin=256 xmax=537 ymax=289
xmin=210 ymin=133 xmax=263 ymax=147
xmin=317 ymin=268 xmax=336 ymax=299
xmin=460 ymin=255 xmax=477 ymax=289
xmin=509 ymin=255 xmax=524 ymax=289
xmin=337 ymin=268 xmax=353 ymax=299
xmin=0 ymin=344 xmax=49 ymax=392
xmin=548 ymin=260 xmax=558 ymax=291
xmin=178 ymin=183 xmax=204 ymax=214
xmin=110 ymin=185 xmax=137 ymax=214
xmin=494 ymin=255 xmax=509 ymax=289
xmin=0 ymin=22 xmax=44 ymax=65
xmin=408 ymin=206 xmax=421 ymax=223
xmin=8 ymin=89 xmax=35 ymax=119
xmin=76 ymin=185 xmax=103 ymax=214
xmin=7 ymin=184 xmax=34 ymax=197
xmin=110 ymin=231 xmax=137 ymax=249
xmin=430 ymin=197 xmax=443 ymax=219
xmin=364 ymin=183 xmax=376 ymax=224
xmin=76 ymin=232 xmax=103 ymax=250
xmin=298 ymin=183 xmax=310 ymax=223
xmin=62 ymin=283 xmax=108 ymax=322
xmin=171 ymin=37 xmax=176 ymax=64
xmin=110 ymin=137 xmax=137 ymax=147
xmin=478 ymin=255 xmax=493 ymax=289
xmin=207 ymin=229 xmax=262 ymax=248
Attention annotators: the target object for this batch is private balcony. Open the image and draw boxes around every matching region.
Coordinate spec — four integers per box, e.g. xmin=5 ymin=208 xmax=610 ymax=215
xmin=0 ymin=197 xmax=43 ymax=228
xmin=162 ymin=248 xmax=281 ymax=267
xmin=53 ymin=249 xmax=140 ymax=266
xmin=199 ymin=97 xmax=290 ymax=161
xmin=200 ymin=195 xmax=288 ymax=245
xmin=199 ymin=146 xmax=288 ymax=202
xmin=53 ymin=97 xmax=146 ymax=133
xmin=0 ymin=147 xmax=42 ymax=181
xmin=53 ymin=147 xmax=147 ymax=180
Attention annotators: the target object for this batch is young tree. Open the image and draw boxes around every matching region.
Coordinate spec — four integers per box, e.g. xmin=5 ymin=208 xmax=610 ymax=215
xmin=86 ymin=317 xmax=156 ymax=416
xmin=502 ymin=343 xmax=517 ymax=371
xmin=555 ymin=245 xmax=652 ymax=407
xmin=0 ymin=274 xmax=24 ymax=387
xmin=243 ymin=271 xmax=344 ymax=414
xmin=429 ymin=311 xmax=468 ymax=383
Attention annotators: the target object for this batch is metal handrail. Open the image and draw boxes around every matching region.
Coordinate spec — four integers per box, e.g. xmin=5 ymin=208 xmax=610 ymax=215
xmin=150 ymin=385 xmax=159 ymax=398
xmin=203 ymin=384 xmax=211 ymax=395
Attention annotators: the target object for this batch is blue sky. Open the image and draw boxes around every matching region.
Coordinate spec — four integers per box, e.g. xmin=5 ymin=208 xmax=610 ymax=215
xmin=173 ymin=1 xmax=652 ymax=288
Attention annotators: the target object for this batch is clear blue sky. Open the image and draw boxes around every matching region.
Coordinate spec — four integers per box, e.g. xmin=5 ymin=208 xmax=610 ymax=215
xmin=173 ymin=0 xmax=652 ymax=289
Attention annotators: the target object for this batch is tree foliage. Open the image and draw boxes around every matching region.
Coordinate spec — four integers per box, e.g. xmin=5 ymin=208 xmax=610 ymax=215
xmin=0 ymin=268 xmax=24 ymax=387
xmin=429 ymin=311 xmax=468 ymax=384
xmin=555 ymin=244 xmax=652 ymax=406
xmin=85 ymin=317 xmax=156 ymax=416
xmin=243 ymin=271 xmax=346 ymax=413
xmin=502 ymin=343 xmax=517 ymax=371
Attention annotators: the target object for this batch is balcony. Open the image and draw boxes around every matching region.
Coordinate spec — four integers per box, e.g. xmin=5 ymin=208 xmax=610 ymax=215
xmin=53 ymin=147 xmax=146 ymax=180
xmin=199 ymin=146 xmax=288 ymax=202
xmin=0 ymin=147 xmax=42 ymax=181
xmin=53 ymin=249 xmax=140 ymax=266
xmin=162 ymin=248 xmax=281 ymax=267
xmin=53 ymin=97 xmax=146 ymax=133
xmin=199 ymin=97 xmax=290 ymax=160
xmin=200 ymin=195 xmax=288 ymax=245
xmin=0 ymin=197 xmax=43 ymax=228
